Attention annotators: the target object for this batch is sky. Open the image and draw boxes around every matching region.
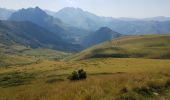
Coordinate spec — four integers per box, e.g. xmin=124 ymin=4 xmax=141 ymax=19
xmin=0 ymin=0 xmax=170 ymax=18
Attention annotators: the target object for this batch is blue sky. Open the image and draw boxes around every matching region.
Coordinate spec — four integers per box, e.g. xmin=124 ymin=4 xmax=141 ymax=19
xmin=0 ymin=0 xmax=170 ymax=18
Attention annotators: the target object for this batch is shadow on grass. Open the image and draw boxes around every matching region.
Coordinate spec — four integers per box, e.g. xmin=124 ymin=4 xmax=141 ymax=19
xmin=89 ymin=72 xmax=126 ymax=76
xmin=0 ymin=72 xmax=34 ymax=87
xmin=45 ymin=78 xmax=64 ymax=84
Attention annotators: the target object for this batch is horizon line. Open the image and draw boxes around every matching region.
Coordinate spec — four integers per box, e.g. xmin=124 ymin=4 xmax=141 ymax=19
xmin=1 ymin=6 xmax=170 ymax=19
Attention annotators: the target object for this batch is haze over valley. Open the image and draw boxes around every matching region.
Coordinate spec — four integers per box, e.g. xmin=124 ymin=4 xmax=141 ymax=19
xmin=1 ymin=0 xmax=170 ymax=100
xmin=1 ymin=6 xmax=170 ymax=51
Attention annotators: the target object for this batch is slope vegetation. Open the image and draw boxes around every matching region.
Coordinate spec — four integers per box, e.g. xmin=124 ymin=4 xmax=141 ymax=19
xmin=68 ymin=35 xmax=170 ymax=60
xmin=0 ymin=43 xmax=70 ymax=67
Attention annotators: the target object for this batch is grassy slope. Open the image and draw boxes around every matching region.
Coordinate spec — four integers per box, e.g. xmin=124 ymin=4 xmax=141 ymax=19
xmin=0 ymin=55 xmax=37 ymax=67
xmin=67 ymin=35 xmax=170 ymax=60
xmin=22 ymin=48 xmax=70 ymax=60
xmin=0 ymin=58 xmax=170 ymax=100
xmin=0 ymin=43 xmax=70 ymax=67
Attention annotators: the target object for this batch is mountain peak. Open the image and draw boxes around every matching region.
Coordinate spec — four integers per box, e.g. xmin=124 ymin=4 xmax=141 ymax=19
xmin=97 ymin=27 xmax=113 ymax=33
xmin=58 ymin=7 xmax=84 ymax=13
xmin=9 ymin=7 xmax=48 ymax=21
xmin=18 ymin=7 xmax=45 ymax=13
xmin=55 ymin=7 xmax=106 ymax=30
xmin=35 ymin=6 xmax=40 ymax=9
xmin=82 ymin=27 xmax=122 ymax=48
xmin=8 ymin=7 xmax=64 ymax=36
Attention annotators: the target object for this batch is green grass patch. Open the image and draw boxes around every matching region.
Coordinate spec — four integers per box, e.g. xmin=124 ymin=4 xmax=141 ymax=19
xmin=0 ymin=72 xmax=34 ymax=87
xmin=45 ymin=78 xmax=64 ymax=84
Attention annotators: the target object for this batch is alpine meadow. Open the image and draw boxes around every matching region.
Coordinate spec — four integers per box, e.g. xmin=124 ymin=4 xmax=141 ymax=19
xmin=1 ymin=0 xmax=170 ymax=100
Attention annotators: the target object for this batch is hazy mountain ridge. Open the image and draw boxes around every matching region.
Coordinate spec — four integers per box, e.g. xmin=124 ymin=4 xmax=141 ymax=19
xmin=1 ymin=7 xmax=170 ymax=52
xmin=107 ymin=20 xmax=170 ymax=35
xmin=0 ymin=8 xmax=15 ymax=20
xmin=5 ymin=7 xmax=170 ymax=36
xmin=8 ymin=7 xmax=68 ymax=37
xmin=54 ymin=7 xmax=112 ymax=30
xmin=0 ymin=20 xmax=82 ymax=52
xmin=117 ymin=16 xmax=170 ymax=21
xmin=52 ymin=7 xmax=170 ymax=35
xmin=8 ymin=7 xmax=94 ymax=44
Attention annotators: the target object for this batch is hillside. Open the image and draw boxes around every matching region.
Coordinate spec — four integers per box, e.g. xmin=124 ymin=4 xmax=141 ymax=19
xmin=82 ymin=27 xmax=122 ymax=48
xmin=8 ymin=7 xmax=67 ymax=37
xmin=68 ymin=35 xmax=170 ymax=60
xmin=0 ymin=20 xmax=82 ymax=52
xmin=0 ymin=43 xmax=71 ymax=67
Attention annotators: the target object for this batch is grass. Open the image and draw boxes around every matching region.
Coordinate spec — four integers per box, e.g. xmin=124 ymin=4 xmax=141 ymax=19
xmin=0 ymin=43 xmax=71 ymax=61
xmin=67 ymin=35 xmax=170 ymax=60
xmin=0 ymin=55 xmax=37 ymax=67
xmin=0 ymin=58 xmax=170 ymax=100
xmin=0 ymin=44 xmax=71 ymax=67
xmin=22 ymin=48 xmax=70 ymax=60
xmin=0 ymin=72 xmax=34 ymax=87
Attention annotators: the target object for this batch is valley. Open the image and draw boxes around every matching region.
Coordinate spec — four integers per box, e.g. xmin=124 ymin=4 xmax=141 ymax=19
xmin=0 ymin=4 xmax=170 ymax=100
xmin=0 ymin=35 xmax=170 ymax=100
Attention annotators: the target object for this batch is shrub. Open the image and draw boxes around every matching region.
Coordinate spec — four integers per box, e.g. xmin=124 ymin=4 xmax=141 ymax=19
xmin=68 ymin=69 xmax=87 ymax=81
xmin=78 ymin=69 xmax=87 ymax=80
xmin=68 ymin=71 xmax=79 ymax=80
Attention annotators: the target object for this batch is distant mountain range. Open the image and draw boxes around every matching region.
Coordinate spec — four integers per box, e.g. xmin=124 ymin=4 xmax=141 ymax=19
xmin=117 ymin=16 xmax=170 ymax=21
xmin=8 ymin=7 xmax=93 ymax=43
xmin=1 ymin=7 xmax=170 ymax=35
xmin=8 ymin=7 xmax=67 ymax=37
xmin=107 ymin=20 xmax=170 ymax=35
xmin=53 ymin=7 xmax=170 ymax=35
xmin=1 ymin=7 xmax=170 ymax=52
xmin=143 ymin=16 xmax=170 ymax=22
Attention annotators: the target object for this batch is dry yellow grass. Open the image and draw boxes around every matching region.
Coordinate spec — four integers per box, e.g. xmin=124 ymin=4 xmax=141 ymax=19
xmin=0 ymin=58 xmax=170 ymax=100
